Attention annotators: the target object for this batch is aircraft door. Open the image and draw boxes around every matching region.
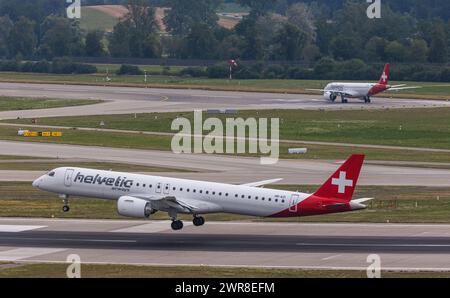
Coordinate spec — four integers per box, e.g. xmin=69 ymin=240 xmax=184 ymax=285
xmin=156 ymin=183 xmax=162 ymax=194
xmin=64 ymin=169 xmax=74 ymax=187
xmin=164 ymin=183 xmax=170 ymax=195
xmin=289 ymin=194 xmax=299 ymax=213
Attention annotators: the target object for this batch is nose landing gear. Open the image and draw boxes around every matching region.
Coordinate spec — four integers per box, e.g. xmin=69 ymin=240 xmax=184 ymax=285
xmin=60 ymin=195 xmax=70 ymax=213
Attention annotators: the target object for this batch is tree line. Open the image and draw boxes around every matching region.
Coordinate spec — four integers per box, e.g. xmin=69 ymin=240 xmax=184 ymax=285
xmin=0 ymin=0 xmax=449 ymax=80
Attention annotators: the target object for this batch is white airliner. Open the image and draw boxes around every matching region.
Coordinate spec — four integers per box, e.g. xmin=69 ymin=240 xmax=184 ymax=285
xmin=308 ymin=64 xmax=420 ymax=103
xmin=32 ymin=154 xmax=372 ymax=231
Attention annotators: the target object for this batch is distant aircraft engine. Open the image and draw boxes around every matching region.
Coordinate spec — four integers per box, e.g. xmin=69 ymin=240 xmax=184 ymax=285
xmin=117 ymin=196 xmax=156 ymax=218
xmin=324 ymin=91 xmax=336 ymax=102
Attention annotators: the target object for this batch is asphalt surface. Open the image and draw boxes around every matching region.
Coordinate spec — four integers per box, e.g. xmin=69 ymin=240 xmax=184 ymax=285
xmin=1 ymin=141 xmax=450 ymax=186
xmin=1 ymin=82 xmax=449 ymax=120
xmin=1 ymin=219 xmax=450 ymax=270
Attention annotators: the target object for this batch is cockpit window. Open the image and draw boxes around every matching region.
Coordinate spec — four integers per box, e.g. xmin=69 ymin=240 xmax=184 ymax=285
xmin=48 ymin=171 xmax=55 ymax=177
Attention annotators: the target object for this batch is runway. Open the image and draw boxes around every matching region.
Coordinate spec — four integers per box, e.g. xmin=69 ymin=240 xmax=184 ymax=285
xmin=0 ymin=82 xmax=449 ymax=120
xmin=2 ymin=140 xmax=450 ymax=186
xmin=1 ymin=218 xmax=450 ymax=271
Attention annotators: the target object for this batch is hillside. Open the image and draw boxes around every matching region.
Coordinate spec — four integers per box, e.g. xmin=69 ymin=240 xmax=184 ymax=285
xmin=80 ymin=5 xmax=244 ymax=32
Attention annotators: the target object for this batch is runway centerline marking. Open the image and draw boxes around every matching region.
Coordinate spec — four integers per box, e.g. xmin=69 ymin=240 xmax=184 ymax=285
xmin=321 ymin=254 xmax=343 ymax=261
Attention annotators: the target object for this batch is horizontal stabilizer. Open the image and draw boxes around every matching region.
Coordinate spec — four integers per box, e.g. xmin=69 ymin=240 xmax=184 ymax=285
xmin=352 ymin=198 xmax=374 ymax=204
xmin=389 ymin=86 xmax=421 ymax=91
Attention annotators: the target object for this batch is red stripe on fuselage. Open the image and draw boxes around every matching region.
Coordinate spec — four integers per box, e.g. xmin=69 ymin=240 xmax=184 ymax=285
xmin=368 ymin=84 xmax=388 ymax=96
xmin=268 ymin=194 xmax=352 ymax=218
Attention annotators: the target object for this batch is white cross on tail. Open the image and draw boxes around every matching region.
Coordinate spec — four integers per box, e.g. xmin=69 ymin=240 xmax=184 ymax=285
xmin=332 ymin=171 xmax=353 ymax=194
xmin=381 ymin=72 xmax=387 ymax=82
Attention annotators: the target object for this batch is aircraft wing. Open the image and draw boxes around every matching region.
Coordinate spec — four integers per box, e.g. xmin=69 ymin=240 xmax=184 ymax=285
xmin=306 ymin=89 xmax=358 ymax=97
xmin=133 ymin=194 xmax=222 ymax=213
xmin=242 ymin=178 xmax=283 ymax=187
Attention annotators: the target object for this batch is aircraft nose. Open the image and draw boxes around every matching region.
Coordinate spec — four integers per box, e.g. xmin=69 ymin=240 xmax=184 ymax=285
xmin=32 ymin=177 xmax=42 ymax=188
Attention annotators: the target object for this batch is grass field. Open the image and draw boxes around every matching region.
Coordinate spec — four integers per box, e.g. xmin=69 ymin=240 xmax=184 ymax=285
xmin=2 ymin=124 xmax=450 ymax=162
xmin=0 ymin=72 xmax=448 ymax=99
xmin=6 ymin=108 xmax=450 ymax=150
xmin=0 ymin=155 xmax=38 ymax=160
xmin=0 ymin=263 xmax=447 ymax=278
xmin=1 ymin=124 xmax=450 ymax=162
xmin=1 ymin=182 xmax=449 ymax=223
xmin=94 ymin=64 xmax=188 ymax=75
xmin=0 ymin=97 xmax=102 ymax=111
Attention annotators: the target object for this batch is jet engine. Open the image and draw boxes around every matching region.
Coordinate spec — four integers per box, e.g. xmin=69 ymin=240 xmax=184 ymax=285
xmin=324 ymin=91 xmax=337 ymax=102
xmin=117 ymin=196 xmax=156 ymax=218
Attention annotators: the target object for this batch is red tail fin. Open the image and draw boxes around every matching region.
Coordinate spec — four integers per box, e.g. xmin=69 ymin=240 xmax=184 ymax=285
xmin=378 ymin=63 xmax=389 ymax=85
xmin=313 ymin=154 xmax=365 ymax=202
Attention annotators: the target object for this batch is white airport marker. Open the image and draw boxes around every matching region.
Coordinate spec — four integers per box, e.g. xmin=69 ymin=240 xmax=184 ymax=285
xmin=0 ymin=225 xmax=46 ymax=232
xmin=0 ymin=248 xmax=67 ymax=261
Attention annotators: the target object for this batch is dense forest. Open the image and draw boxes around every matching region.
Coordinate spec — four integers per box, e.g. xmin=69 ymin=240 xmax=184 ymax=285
xmin=0 ymin=0 xmax=449 ymax=81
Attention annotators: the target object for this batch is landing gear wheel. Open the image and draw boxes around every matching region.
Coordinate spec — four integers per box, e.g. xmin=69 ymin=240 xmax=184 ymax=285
xmin=62 ymin=205 xmax=70 ymax=213
xmin=341 ymin=96 xmax=348 ymax=104
xmin=364 ymin=96 xmax=371 ymax=103
xmin=193 ymin=216 xmax=205 ymax=227
xmin=171 ymin=220 xmax=184 ymax=231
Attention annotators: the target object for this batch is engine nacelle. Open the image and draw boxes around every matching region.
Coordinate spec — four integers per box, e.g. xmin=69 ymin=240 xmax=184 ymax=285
xmin=117 ymin=196 xmax=155 ymax=218
xmin=324 ymin=91 xmax=336 ymax=101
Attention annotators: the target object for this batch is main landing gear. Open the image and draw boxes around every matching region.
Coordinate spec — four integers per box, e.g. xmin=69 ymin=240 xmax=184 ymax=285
xmin=364 ymin=96 xmax=371 ymax=103
xmin=171 ymin=220 xmax=184 ymax=231
xmin=193 ymin=216 xmax=205 ymax=227
xmin=170 ymin=215 xmax=206 ymax=231
xmin=341 ymin=95 xmax=348 ymax=103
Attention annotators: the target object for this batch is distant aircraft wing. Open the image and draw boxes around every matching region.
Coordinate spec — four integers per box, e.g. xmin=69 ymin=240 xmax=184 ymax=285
xmin=242 ymin=178 xmax=283 ymax=187
xmin=306 ymin=89 xmax=358 ymax=97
